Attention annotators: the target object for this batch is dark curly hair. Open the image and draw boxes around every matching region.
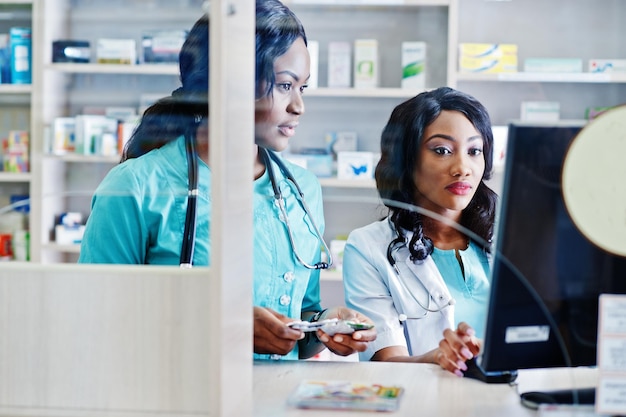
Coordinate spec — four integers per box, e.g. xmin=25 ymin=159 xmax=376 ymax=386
xmin=255 ymin=0 xmax=307 ymax=99
xmin=122 ymin=0 xmax=306 ymax=161
xmin=122 ymin=13 xmax=209 ymax=161
xmin=375 ymin=87 xmax=498 ymax=261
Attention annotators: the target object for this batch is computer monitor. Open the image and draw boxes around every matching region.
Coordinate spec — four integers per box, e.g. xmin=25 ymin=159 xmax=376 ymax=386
xmin=471 ymin=120 xmax=626 ymax=403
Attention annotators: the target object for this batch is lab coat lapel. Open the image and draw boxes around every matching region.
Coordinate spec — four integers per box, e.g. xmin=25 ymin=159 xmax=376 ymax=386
xmin=402 ymin=253 xmax=454 ymax=311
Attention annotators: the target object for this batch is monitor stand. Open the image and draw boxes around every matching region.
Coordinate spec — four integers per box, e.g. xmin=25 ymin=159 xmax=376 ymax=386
xmin=520 ymin=387 xmax=596 ymax=409
xmin=462 ymin=358 xmax=518 ymax=384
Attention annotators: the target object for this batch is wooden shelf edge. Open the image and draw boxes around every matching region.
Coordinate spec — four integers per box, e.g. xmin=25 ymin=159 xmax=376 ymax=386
xmin=0 ymin=172 xmax=31 ymax=182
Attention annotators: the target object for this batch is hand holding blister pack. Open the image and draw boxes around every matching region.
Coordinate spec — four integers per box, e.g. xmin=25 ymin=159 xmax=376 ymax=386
xmin=288 ymin=318 xmax=374 ymax=336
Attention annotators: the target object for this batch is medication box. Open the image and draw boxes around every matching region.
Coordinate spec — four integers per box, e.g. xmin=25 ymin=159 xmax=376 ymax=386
xmin=142 ymin=30 xmax=187 ymax=63
xmin=354 ymin=39 xmax=379 ymax=88
xmin=74 ymin=115 xmax=119 ymax=155
xmin=401 ymin=41 xmax=426 ymax=90
xmin=520 ymin=101 xmax=560 ymax=122
xmin=52 ymin=40 xmax=90 ymax=63
xmin=52 ymin=117 xmax=76 ymax=154
xmin=588 ymin=59 xmax=626 ymax=73
xmin=97 ymin=38 xmax=136 ymax=64
xmin=307 ymin=40 xmax=319 ymax=89
xmin=337 ymin=151 xmax=374 ymax=180
xmin=285 ymin=151 xmax=333 ymax=178
xmin=10 ymin=27 xmax=32 ymax=84
xmin=327 ymin=41 xmax=351 ymax=88
xmin=3 ymin=130 xmax=29 ymax=172
xmin=524 ymin=58 xmax=582 ymax=73
xmin=459 ymin=43 xmax=517 ymax=73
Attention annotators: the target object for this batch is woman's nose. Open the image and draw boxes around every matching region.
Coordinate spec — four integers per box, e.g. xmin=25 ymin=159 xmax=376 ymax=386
xmin=288 ymin=91 xmax=305 ymax=115
xmin=451 ymin=154 xmax=472 ymax=177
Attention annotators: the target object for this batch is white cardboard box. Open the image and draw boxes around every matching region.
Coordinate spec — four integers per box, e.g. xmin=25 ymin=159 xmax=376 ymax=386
xmin=520 ymin=101 xmax=560 ymax=122
xmin=337 ymin=151 xmax=374 ymax=180
xmin=327 ymin=41 xmax=351 ymax=88
xmin=307 ymin=40 xmax=319 ymax=89
xmin=354 ymin=39 xmax=378 ymax=89
xmin=96 ymin=38 xmax=136 ymax=64
xmin=401 ymin=41 xmax=426 ymax=90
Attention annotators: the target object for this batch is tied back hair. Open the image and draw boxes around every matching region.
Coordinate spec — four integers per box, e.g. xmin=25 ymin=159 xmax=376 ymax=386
xmin=255 ymin=0 xmax=307 ymax=100
xmin=375 ymin=86 xmax=498 ymax=262
xmin=122 ymin=14 xmax=209 ymax=162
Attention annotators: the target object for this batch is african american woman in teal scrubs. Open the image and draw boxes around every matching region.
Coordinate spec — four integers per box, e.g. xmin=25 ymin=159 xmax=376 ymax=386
xmin=79 ymin=0 xmax=375 ymax=361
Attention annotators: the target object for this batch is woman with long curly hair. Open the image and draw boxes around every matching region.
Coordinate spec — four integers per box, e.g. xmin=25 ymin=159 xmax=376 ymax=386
xmin=343 ymin=86 xmax=497 ymax=376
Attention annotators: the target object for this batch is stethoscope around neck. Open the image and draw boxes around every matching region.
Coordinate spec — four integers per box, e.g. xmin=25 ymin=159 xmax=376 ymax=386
xmin=180 ymin=130 xmax=199 ymax=268
xmin=259 ymin=147 xmax=332 ymax=270
xmin=386 ymin=225 xmax=455 ymax=321
xmin=178 ymin=136 xmax=333 ymax=269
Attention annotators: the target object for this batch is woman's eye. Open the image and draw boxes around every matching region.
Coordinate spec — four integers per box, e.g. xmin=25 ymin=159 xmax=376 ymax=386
xmin=300 ymin=84 xmax=308 ymax=94
xmin=277 ymin=83 xmax=292 ymax=92
xmin=433 ymin=147 xmax=452 ymax=155
xmin=469 ymin=148 xmax=483 ymax=156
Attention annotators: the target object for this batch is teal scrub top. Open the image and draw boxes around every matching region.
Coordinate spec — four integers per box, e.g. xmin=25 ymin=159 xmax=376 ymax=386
xmin=79 ymin=136 xmax=324 ymax=360
xmin=79 ymin=135 xmax=212 ymax=265
xmin=252 ymin=156 xmax=325 ymax=360
xmin=430 ymin=241 xmax=491 ymax=339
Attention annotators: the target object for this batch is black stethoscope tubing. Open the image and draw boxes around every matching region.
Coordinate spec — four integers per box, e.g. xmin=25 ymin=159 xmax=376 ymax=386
xmin=180 ymin=131 xmax=198 ymax=268
xmin=386 ymin=221 xmax=454 ymax=318
xmin=259 ymin=147 xmax=332 ymax=270
xmin=179 ymin=140 xmax=332 ymax=270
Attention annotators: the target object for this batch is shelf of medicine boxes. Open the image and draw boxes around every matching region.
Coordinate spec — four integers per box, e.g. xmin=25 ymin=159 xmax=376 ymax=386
xmin=286 ymin=0 xmax=459 ymax=87
xmin=456 ymin=72 xmax=626 ymax=84
xmin=39 ymin=152 xmax=119 ymax=256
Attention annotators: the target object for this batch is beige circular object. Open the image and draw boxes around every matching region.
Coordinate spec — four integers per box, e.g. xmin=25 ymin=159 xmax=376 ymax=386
xmin=562 ymin=105 xmax=626 ymax=257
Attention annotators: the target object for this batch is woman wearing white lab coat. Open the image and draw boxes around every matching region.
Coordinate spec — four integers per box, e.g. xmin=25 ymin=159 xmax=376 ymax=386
xmin=343 ymin=87 xmax=497 ymax=377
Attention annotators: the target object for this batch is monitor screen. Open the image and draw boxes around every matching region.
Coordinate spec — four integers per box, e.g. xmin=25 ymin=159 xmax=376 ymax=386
xmin=478 ymin=120 xmax=626 ymax=373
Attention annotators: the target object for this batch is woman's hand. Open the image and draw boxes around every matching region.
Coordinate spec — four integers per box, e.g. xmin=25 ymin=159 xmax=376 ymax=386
xmin=314 ymin=306 xmax=377 ymax=356
xmin=253 ymin=306 xmax=304 ymax=355
xmin=435 ymin=322 xmax=481 ymax=376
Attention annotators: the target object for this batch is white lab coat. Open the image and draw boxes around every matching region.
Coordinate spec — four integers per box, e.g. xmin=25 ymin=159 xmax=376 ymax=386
xmin=343 ymin=218 xmax=455 ymax=361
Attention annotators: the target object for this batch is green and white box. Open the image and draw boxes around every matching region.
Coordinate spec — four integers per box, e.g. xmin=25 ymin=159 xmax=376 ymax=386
xmin=354 ymin=39 xmax=378 ymax=89
xmin=401 ymin=41 xmax=426 ymax=90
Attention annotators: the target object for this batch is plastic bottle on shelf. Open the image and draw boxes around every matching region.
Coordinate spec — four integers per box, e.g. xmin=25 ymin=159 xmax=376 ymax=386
xmin=0 ymin=195 xmax=30 ymax=261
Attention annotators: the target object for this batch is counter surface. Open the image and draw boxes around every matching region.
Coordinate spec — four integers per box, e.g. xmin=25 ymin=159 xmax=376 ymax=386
xmin=253 ymin=360 xmax=599 ymax=417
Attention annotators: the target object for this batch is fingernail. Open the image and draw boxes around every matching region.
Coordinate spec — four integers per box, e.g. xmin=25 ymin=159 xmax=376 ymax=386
xmin=298 ymin=332 xmax=305 ymax=340
xmin=461 ymin=347 xmax=473 ymax=359
xmin=353 ymin=332 xmax=362 ymax=340
xmin=319 ymin=334 xmax=329 ymax=343
xmin=466 ymin=328 xmax=475 ymax=337
xmin=457 ymin=360 xmax=467 ymax=371
xmin=333 ymin=335 xmax=344 ymax=343
xmin=454 ymin=370 xmax=464 ymax=377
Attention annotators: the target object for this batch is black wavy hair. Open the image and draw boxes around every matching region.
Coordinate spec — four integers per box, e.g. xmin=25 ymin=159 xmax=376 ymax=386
xmin=375 ymin=86 xmax=498 ymax=261
xmin=122 ymin=0 xmax=306 ymax=161
xmin=122 ymin=13 xmax=209 ymax=161
xmin=255 ymin=0 xmax=307 ymax=100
